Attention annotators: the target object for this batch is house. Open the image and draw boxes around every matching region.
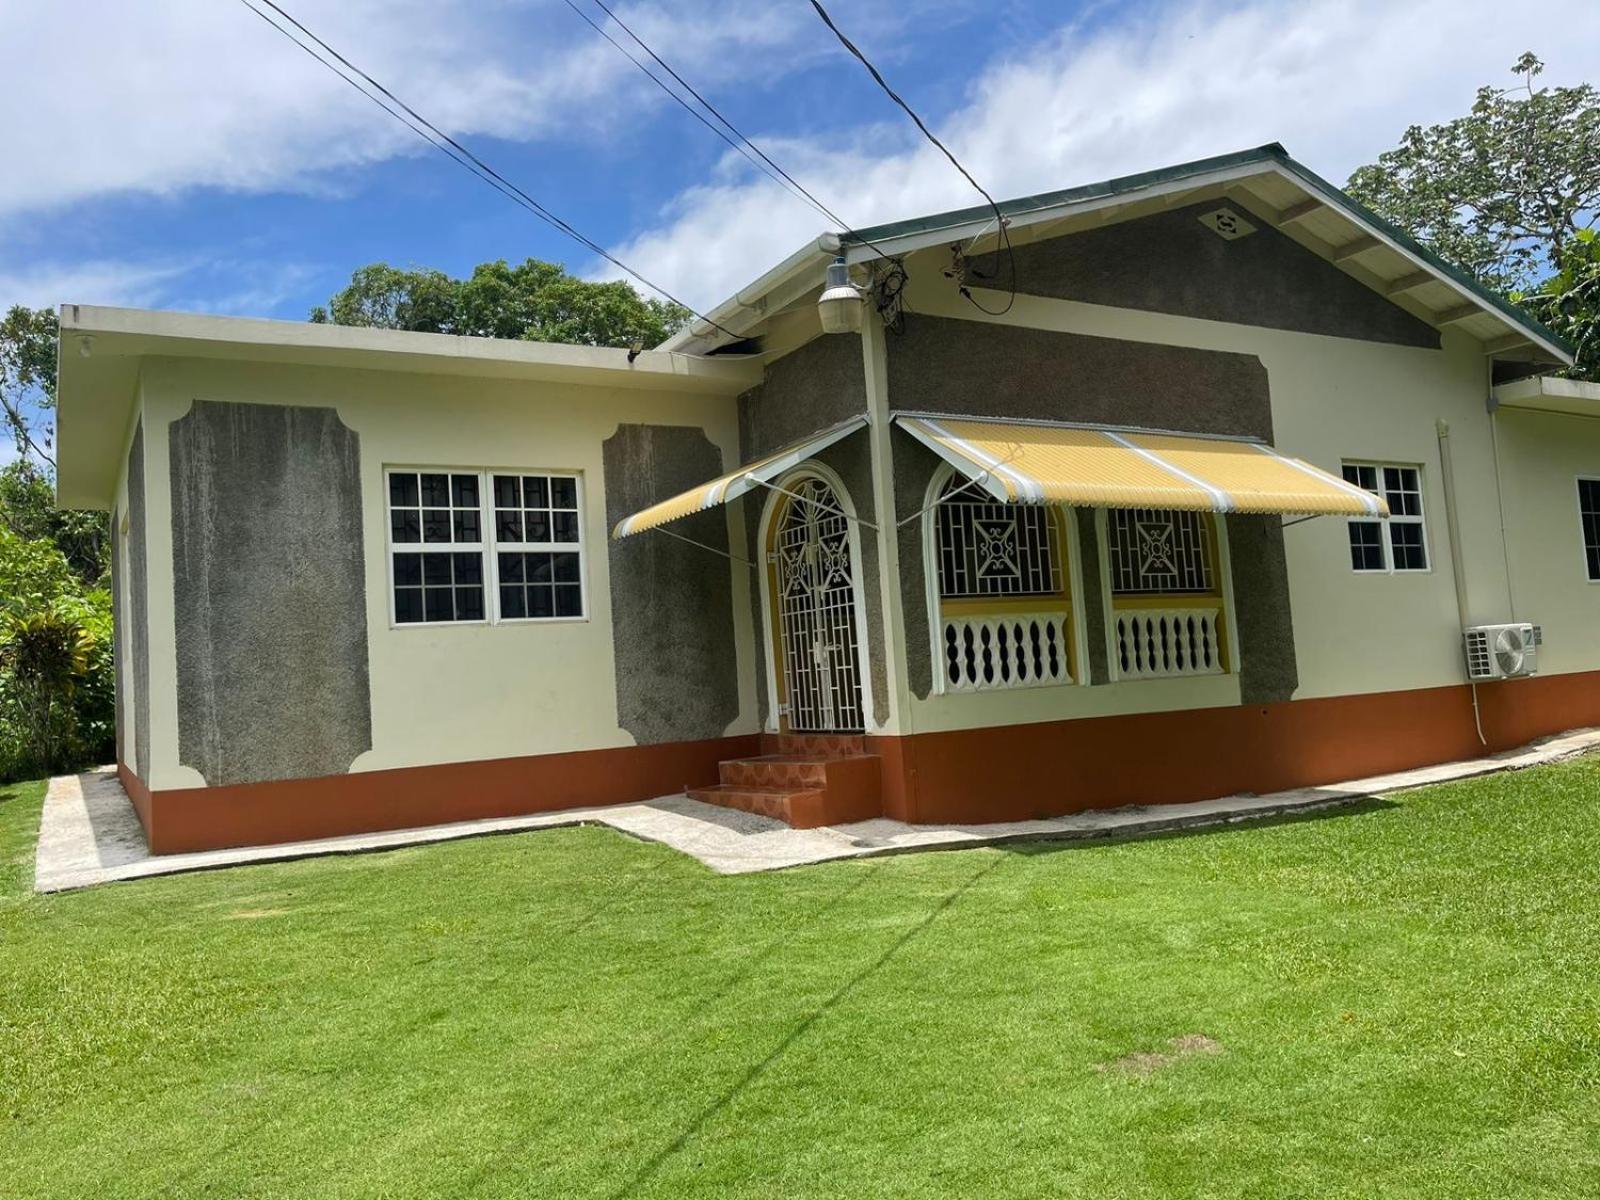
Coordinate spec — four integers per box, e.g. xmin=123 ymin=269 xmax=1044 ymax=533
xmin=55 ymin=144 xmax=1600 ymax=854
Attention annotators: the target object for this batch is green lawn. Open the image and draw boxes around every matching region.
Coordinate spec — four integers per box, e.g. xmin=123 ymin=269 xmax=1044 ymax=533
xmin=2 ymin=760 xmax=1598 ymax=1199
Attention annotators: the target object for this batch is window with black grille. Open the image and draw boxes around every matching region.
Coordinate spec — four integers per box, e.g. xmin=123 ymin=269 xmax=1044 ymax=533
xmin=934 ymin=478 xmax=1062 ymax=598
xmin=1105 ymin=508 xmax=1215 ymax=595
xmin=1342 ymin=462 xmax=1429 ymax=573
xmin=1580 ymin=478 xmax=1600 ymax=582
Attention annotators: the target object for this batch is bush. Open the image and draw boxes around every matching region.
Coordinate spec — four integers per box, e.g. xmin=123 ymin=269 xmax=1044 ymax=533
xmin=0 ymin=527 xmax=114 ymax=781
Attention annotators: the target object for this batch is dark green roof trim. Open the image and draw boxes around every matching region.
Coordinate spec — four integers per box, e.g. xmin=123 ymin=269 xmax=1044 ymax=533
xmin=840 ymin=142 xmax=1573 ymax=361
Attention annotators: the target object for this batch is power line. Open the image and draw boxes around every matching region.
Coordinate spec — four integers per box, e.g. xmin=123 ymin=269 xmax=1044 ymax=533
xmin=558 ymin=0 xmax=823 ymax=221
xmin=805 ymin=0 xmax=1014 ymax=316
xmin=234 ymin=0 xmax=743 ymax=341
xmin=577 ymin=0 xmax=858 ymax=240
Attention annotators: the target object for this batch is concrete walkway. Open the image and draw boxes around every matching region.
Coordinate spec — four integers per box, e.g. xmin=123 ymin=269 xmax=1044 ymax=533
xmin=34 ymin=726 xmax=1600 ymax=893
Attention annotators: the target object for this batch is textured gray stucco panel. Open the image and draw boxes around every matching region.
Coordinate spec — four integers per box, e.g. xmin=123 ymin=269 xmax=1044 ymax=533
xmin=1226 ymin=514 xmax=1299 ymax=705
xmin=110 ymin=509 xmax=125 ymax=768
xmin=603 ymin=425 xmax=740 ymax=745
xmin=1073 ymin=509 xmax=1110 ymax=685
xmin=893 ymin=434 xmax=941 ymax=700
xmin=170 ymin=401 xmax=371 ymax=787
xmin=738 ymin=334 xmax=867 ymax=459
xmin=886 ymin=315 xmax=1276 ymax=441
xmin=983 ymin=200 xmax=1439 ymax=349
xmin=126 ymin=423 xmax=150 ymax=782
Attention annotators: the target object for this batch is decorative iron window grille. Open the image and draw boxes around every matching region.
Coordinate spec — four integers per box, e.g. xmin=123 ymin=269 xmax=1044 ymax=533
xmin=1106 ymin=508 xmax=1214 ymax=595
xmin=935 ymin=478 xmax=1062 ymax=598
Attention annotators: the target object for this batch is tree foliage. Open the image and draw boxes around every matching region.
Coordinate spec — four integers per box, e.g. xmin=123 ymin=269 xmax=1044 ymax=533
xmin=1347 ymin=54 xmax=1598 ymax=294
xmin=310 ymin=258 xmax=692 ymax=349
xmin=0 ymin=525 xmax=112 ymax=781
xmin=0 ymin=305 xmax=60 ymax=467
xmin=1520 ymin=229 xmax=1600 ymax=378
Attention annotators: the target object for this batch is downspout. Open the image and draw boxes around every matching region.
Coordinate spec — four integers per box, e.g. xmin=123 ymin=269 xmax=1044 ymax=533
xmin=1436 ymin=419 xmax=1486 ymax=745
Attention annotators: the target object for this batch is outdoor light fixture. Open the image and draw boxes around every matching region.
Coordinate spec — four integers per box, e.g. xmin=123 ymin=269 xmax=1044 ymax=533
xmin=817 ymin=256 xmax=864 ymax=334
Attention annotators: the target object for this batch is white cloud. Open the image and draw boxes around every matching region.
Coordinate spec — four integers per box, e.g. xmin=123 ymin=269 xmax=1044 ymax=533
xmin=0 ymin=260 xmax=196 ymax=314
xmin=0 ymin=0 xmax=944 ymax=222
xmin=602 ymin=0 xmax=1600 ymax=309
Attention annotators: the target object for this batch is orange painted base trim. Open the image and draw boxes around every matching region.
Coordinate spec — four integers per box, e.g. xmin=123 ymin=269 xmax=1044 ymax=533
xmin=885 ymin=670 xmax=1600 ymax=825
xmin=118 ymin=761 xmax=154 ymax=839
xmin=137 ymin=735 xmax=758 ymax=855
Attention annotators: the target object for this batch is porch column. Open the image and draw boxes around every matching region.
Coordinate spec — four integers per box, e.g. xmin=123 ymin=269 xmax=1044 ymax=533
xmin=860 ymin=311 xmax=916 ymax=741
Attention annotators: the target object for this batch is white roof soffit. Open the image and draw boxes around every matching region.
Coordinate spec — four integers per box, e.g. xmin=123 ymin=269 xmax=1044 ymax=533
xmin=658 ymin=234 xmax=842 ymax=357
xmin=1492 ymin=376 xmax=1600 ymax=416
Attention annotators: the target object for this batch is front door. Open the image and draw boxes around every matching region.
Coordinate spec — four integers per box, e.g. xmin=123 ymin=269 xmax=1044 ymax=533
xmin=772 ymin=477 xmax=865 ymax=733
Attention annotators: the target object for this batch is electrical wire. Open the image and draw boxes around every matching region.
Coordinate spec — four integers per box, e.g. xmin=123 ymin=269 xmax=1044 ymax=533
xmin=561 ymin=0 xmax=911 ymax=334
xmin=234 ymin=0 xmax=744 ymax=342
xmin=806 ymin=0 xmax=1014 ymax=315
xmin=573 ymin=0 xmax=896 ymax=262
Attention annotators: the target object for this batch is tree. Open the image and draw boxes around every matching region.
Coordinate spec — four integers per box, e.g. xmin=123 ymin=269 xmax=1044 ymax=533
xmin=1520 ymin=229 xmax=1600 ymax=378
xmin=310 ymin=258 xmax=691 ymax=349
xmin=1346 ymin=54 xmax=1599 ymax=294
xmin=0 ymin=461 xmax=107 ymax=586
xmin=0 ymin=305 xmax=60 ymax=467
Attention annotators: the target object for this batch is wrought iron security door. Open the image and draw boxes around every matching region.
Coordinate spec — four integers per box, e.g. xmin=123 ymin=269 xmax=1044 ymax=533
xmin=773 ymin=478 xmax=864 ymax=733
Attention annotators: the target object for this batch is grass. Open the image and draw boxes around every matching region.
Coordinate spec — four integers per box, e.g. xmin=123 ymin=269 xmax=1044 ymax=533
xmin=2 ymin=761 xmax=1599 ymax=1199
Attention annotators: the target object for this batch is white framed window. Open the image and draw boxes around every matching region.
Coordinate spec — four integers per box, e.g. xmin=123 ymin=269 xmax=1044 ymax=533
xmin=1579 ymin=477 xmax=1600 ymax=583
xmin=490 ymin=473 xmax=586 ymax=621
xmin=384 ymin=467 xmax=586 ymax=626
xmin=934 ymin=476 xmax=1063 ymax=598
xmin=1104 ymin=508 xmax=1216 ymax=595
xmin=1342 ymin=461 xmax=1429 ymax=573
xmin=387 ymin=470 xmax=487 ymax=625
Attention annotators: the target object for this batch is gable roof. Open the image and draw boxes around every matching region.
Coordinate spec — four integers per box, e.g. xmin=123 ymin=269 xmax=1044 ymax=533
xmin=663 ymin=144 xmax=1573 ymax=368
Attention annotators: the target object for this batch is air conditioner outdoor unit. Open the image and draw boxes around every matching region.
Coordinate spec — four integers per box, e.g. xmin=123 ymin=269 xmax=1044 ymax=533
xmin=1463 ymin=622 xmax=1541 ymax=681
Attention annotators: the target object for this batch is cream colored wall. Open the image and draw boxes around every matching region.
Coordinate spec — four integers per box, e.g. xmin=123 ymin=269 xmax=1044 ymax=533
xmin=111 ymin=386 xmax=141 ymax=769
xmin=134 ymin=356 xmax=756 ymax=790
xmin=894 ymin=259 xmax=1521 ymax=733
xmin=1492 ymin=408 xmax=1600 ymax=675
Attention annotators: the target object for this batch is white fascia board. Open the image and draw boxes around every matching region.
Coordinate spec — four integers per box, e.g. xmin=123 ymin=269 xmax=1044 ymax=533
xmin=60 ymin=304 xmax=762 ymax=393
xmin=658 ymin=235 xmax=840 ymax=355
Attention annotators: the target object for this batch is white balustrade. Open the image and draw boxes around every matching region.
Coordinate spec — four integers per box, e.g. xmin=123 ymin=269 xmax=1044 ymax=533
xmin=1112 ymin=607 xmax=1223 ymax=680
xmin=941 ymin=611 xmax=1072 ymax=692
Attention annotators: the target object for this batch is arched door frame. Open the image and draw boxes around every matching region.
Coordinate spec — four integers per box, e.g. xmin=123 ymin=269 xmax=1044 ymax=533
xmin=755 ymin=461 xmax=877 ymax=733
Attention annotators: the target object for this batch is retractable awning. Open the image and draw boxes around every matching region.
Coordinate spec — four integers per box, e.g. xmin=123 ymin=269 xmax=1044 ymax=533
xmin=612 ymin=415 xmax=868 ymax=539
xmin=896 ymin=414 xmax=1387 ymax=517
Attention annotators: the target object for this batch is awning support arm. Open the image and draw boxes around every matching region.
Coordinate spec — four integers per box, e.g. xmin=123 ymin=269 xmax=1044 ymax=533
xmin=646 ymin=524 xmax=758 ymax=569
xmin=742 ymin=474 xmax=880 ymax=531
xmin=895 ymin=471 xmax=999 ymax=527
xmin=1281 ymin=514 xmax=1323 ymax=529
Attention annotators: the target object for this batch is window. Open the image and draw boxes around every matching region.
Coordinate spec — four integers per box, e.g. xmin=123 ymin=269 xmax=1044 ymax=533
xmin=1580 ymin=478 xmax=1600 ymax=582
xmin=492 ymin=473 xmax=585 ymax=620
xmin=1342 ymin=462 xmax=1428 ymax=573
xmin=388 ymin=471 xmax=486 ymax=624
xmin=935 ymin=477 xmax=1062 ymax=598
xmin=384 ymin=468 xmax=585 ymax=626
xmin=1105 ymin=508 xmax=1215 ymax=595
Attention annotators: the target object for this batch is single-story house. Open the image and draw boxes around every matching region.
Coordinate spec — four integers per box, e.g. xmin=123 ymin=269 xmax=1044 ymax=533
xmin=56 ymin=143 xmax=1600 ymax=854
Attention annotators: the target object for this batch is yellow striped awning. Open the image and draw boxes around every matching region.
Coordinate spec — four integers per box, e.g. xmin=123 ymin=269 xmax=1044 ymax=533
xmin=895 ymin=415 xmax=1388 ymax=517
xmin=612 ymin=415 xmax=868 ymax=539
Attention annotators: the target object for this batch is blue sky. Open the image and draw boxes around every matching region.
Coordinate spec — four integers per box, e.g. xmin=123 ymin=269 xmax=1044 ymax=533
xmin=3 ymin=0 xmax=1597 ymax=328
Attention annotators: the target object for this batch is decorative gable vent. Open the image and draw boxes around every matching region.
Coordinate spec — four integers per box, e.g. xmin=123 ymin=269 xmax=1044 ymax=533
xmin=1198 ymin=208 xmax=1256 ymax=240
